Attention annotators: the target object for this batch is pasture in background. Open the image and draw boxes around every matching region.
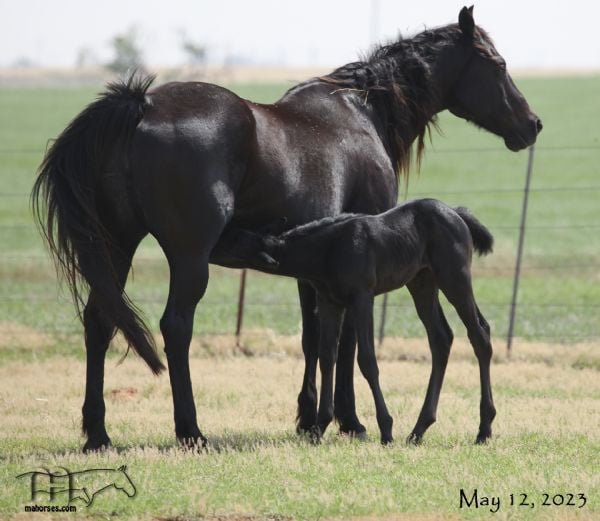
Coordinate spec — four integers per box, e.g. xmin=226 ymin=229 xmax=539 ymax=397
xmin=0 ymin=75 xmax=599 ymax=520
xmin=1 ymin=76 xmax=599 ymax=354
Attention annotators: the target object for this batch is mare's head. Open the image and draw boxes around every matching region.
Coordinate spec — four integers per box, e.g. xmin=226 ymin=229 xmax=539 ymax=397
xmin=435 ymin=6 xmax=542 ymax=151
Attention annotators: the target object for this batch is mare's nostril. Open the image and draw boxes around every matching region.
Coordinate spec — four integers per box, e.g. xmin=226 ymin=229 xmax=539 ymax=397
xmin=536 ymin=118 xmax=543 ymax=133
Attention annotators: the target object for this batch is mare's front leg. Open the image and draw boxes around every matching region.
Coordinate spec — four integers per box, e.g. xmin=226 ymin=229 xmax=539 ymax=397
xmin=351 ymin=293 xmax=393 ymax=444
xmin=296 ymin=281 xmax=320 ymax=433
xmin=314 ymin=296 xmax=345 ymax=442
xmin=160 ymin=254 xmax=211 ymax=448
xmin=334 ymin=315 xmax=367 ymax=438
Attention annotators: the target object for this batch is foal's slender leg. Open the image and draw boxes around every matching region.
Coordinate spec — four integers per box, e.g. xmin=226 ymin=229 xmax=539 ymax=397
xmin=439 ymin=275 xmax=496 ymax=444
xmin=351 ymin=293 xmax=393 ymax=444
xmin=406 ymin=271 xmax=454 ymax=444
xmin=296 ymin=281 xmax=320 ymax=433
xmin=334 ymin=316 xmax=367 ymax=438
xmin=314 ymin=297 xmax=344 ymax=441
xmin=161 ymin=254 xmax=211 ymax=448
xmin=82 ymin=238 xmax=141 ymax=452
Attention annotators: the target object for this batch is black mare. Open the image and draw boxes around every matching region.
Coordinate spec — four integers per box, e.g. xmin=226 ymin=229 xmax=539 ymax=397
xmin=32 ymin=7 xmax=541 ymax=451
xmin=230 ymin=200 xmax=495 ymax=444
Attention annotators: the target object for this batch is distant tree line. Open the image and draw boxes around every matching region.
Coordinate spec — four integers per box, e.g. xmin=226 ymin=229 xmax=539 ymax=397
xmin=90 ymin=26 xmax=207 ymax=74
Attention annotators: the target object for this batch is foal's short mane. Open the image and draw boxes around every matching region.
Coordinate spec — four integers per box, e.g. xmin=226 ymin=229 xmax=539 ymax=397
xmin=281 ymin=213 xmax=364 ymax=239
xmin=310 ymin=23 xmax=497 ymax=180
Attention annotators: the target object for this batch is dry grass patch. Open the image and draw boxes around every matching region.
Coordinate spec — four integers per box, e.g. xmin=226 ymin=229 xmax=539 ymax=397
xmin=1 ymin=342 xmax=599 ymax=450
xmin=1 ymin=336 xmax=598 ymax=520
xmin=0 ymin=322 xmax=56 ymax=351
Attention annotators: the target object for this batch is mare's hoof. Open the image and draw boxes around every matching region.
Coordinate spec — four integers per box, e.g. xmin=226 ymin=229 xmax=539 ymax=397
xmin=339 ymin=429 xmax=368 ymax=442
xmin=406 ymin=432 xmax=423 ymax=445
xmin=475 ymin=431 xmax=492 ymax=445
xmin=177 ymin=434 xmax=208 ymax=451
xmin=381 ymin=435 xmax=394 ymax=446
xmin=339 ymin=423 xmax=367 ymax=441
xmin=83 ymin=437 xmax=112 ymax=453
xmin=308 ymin=425 xmax=323 ymax=445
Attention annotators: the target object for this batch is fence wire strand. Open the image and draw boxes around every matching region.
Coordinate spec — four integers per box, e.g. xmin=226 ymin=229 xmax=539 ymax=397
xmin=2 ymin=143 xmax=599 ymax=344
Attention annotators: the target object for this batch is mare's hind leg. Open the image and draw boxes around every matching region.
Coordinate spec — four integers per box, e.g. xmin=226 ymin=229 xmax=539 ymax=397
xmin=297 ymin=285 xmax=365 ymax=438
xmin=438 ymin=273 xmax=496 ymax=444
xmin=161 ymin=254 xmax=211 ymax=448
xmin=351 ymin=293 xmax=393 ymax=444
xmin=334 ymin=315 xmax=367 ymax=438
xmin=406 ymin=270 xmax=454 ymax=444
xmin=82 ymin=236 xmax=141 ymax=452
xmin=296 ymin=281 xmax=320 ymax=433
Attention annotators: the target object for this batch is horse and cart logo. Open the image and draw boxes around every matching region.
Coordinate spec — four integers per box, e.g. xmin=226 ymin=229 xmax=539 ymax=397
xmin=16 ymin=465 xmax=136 ymax=507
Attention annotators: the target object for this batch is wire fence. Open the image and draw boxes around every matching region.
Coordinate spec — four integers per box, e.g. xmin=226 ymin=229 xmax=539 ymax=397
xmin=1 ymin=144 xmax=599 ymax=350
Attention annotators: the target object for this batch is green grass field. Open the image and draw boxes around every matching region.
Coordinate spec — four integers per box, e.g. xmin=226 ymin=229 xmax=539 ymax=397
xmin=0 ymin=75 xmax=599 ymax=520
xmin=1 ymin=76 xmax=599 ymax=350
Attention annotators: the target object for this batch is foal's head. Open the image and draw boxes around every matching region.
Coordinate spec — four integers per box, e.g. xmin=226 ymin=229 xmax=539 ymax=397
xmin=438 ymin=6 xmax=542 ymax=150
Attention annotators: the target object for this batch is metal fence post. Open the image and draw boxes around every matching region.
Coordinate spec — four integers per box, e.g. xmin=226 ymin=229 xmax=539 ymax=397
xmin=235 ymin=269 xmax=247 ymax=347
xmin=378 ymin=293 xmax=388 ymax=346
xmin=507 ymin=146 xmax=536 ymax=355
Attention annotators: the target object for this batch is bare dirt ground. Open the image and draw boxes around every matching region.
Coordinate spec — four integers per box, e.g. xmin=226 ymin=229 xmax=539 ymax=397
xmin=1 ymin=321 xmax=598 ymax=366
xmin=1 ymin=66 xmax=598 ymax=88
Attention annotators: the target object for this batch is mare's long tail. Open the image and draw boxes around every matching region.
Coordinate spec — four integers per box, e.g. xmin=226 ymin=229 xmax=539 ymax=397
xmin=31 ymin=74 xmax=165 ymax=374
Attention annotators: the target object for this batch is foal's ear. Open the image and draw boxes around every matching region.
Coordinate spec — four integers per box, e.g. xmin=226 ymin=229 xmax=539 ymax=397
xmin=259 ymin=217 xmax=288 ymax=236
xmin=459 ymin=5 xmax=475 ymax=39
xmin=261 ymin=235 xmax=284 ymax=248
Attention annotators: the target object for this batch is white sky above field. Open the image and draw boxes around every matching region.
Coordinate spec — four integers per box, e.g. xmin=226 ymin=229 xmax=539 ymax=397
xmin=1 ymin=0 xmax=599 ymax=70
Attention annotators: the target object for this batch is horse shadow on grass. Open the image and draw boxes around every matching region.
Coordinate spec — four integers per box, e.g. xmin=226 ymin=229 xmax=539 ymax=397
xmin=20 ymin=431 xmax=318 ymax=459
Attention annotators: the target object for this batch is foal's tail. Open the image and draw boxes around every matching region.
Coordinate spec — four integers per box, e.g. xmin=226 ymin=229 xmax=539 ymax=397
xmin=454 ymin=207 xmax=494 ymax=256
xmin=32 ymin=74 xmax=165 ymax=375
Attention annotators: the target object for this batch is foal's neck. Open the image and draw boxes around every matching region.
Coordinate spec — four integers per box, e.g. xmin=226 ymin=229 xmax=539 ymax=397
xmin=274 ymin=240 xmax=324 ymax=281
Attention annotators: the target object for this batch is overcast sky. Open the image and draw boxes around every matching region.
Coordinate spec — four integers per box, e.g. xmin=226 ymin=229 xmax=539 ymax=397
xmin=1 ymin=0 xmax=599 ymax=70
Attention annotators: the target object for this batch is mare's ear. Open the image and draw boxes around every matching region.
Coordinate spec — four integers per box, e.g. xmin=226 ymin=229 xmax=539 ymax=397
xmin=459 ymin=6 xmax=475 ymax=40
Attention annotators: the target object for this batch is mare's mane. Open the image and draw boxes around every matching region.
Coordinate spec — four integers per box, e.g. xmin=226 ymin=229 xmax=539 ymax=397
xmin=286 ymin=22 xmax=498 ymax=179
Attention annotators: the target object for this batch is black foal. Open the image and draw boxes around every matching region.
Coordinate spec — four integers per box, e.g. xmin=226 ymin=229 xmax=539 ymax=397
xmin=231 ymin=198 xmax=496 ymax=444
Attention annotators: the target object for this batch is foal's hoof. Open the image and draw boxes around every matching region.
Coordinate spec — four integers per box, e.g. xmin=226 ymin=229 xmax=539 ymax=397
xmin=296 ymin=418 xmax=318 ymax=436
xmin=83 ymin=437 xmax=112 ymax=453
xmin=296 ymin=424 xmax=312 ymax=436
xmin=406 ymin=432 xmax=423 ymax=445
